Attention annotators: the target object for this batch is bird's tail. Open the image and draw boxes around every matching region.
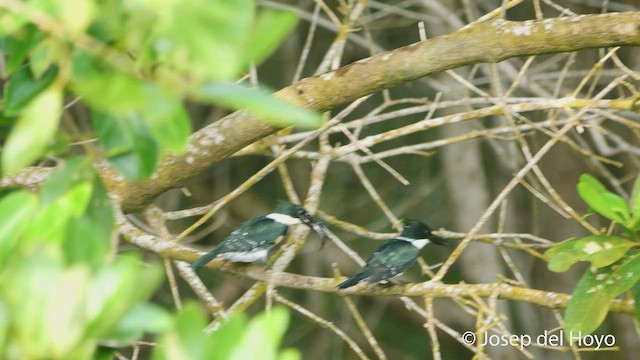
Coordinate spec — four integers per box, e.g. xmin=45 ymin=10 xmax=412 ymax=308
xmin=191 ymin=249 xmax=221 ymax=270
xmin=337 ymin=272 xmax=368 ymax=289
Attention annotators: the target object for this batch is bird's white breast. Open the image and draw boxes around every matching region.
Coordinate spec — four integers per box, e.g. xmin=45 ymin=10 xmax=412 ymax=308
xmin=266 ymin=213 xmax=302 ymax=225
xmin=397 ymin=236 xmax=431 ymax=249
xmin=220 ymin=249 xmax=269 ymax=263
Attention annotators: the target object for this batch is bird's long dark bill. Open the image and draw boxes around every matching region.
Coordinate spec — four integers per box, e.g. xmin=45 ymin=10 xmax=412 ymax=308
xmin=429 ymin=234 xmax=448 ymax=246
xmin=297 ymin=212 xmax=327 ymax=246
xmin=300 ymin=214 xmax=327 ymax=250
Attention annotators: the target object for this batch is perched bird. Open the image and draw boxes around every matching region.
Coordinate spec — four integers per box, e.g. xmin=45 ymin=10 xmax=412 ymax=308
xmin=191 ymin=201 xmax=325 ymax=269
xmin=337 ymin=219 xmax=447 ymax=289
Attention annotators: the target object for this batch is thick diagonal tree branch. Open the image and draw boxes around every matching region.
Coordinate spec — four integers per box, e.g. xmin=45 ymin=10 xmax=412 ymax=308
xmin=3 ymin=12 xmax=639 ymax=211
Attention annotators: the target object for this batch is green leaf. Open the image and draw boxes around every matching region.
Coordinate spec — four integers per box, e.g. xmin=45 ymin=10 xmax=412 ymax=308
xmin=631 ymin=282 xmax=640 ymax=321
xmin=71 ymin=53 xmax=146 ymax=113
xmin=633 ymin=281 xmax=640 ymax=325
xmin=0 ymin=191 xmax=39 ymax=266
xmin=57 ymin=0 xmax=95 ymax=35
xmin=629 ymin=176 xmax=640 ymax=229
xmin=64 ymin=177 xmax=114 ymax=268
xmin=156 ymin=0 xmax=254 ymax=81
xmin=94 ymin=347 xmax=117 ymax=360
xmin=544 ymin=235 xmax=635 ymax=272
xmin=3 ymin=253 xmax=65 ymax=358
xmin=152 ymin=306 xmax=296 ymax=360
xmin=175 ymin=303 xmax=209 ymax=360
xmin=198 ymin=83 xmax=322 ymax=130
xmin=564 ymin=251 xmax=640 ymax=336
xmin=3 ymin=25 xmax=44 ymax=75
xmin=207 ymin=313 xmax=247 ymax=360
xmin=92 ymin=112 xmax=161 ymax=180
xmin=243 ymin=10 xmax=297 ymax=67
xmin=29 ymin=37 xmax=58 ymax=78
xmin=3 ymin=252 xmax=98 ymax=359
xmin=24 ymin=181 xmax=93 ymax=246
xmin=577 ymin=174 xmax=630 ymax=226
xmin=277 ymin=348 xmax=301 ymax=360
xmin=140 ymin=84 xmax=191 ymax=153
xmin=103 ymin=303 xmax=173 ymax=345
xmin=43 ymin=265 xmax=90 ymax=357
xmin=231 ymin=307 xmax=290 ymax=360
xmin=2 ymin=84 xmax=62 ymax=174
xmin=0 ymin=300 xmax=8 ymax=356
xmin=0 ymin=10 xmax=29 ymax=34
xmin=3 ymin=65 xmax=58 ymax=116
xmin=23 ymin=201 xmax=71 ymax=245
xmin=86 ymin=255 xmax=163 ymax=338
xmin=152 ymin=302 xmax=209 ymax=360
xmin=40 ymin=158 xmax=88 ymax=206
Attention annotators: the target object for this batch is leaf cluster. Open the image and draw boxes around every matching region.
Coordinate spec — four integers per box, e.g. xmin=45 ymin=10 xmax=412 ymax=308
xmin=544 ymin=174 xmax=640 ymax=337
xmin=0 ymin=0 xmax=321 ymax=178
xmin=0 ymin=160 xmax=297 ymax=359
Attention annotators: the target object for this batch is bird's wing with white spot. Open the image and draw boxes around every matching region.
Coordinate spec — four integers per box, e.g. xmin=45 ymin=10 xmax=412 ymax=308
xmin=366 ymin=239 xmax=420 ymax=281
xmin=216 ymin=216 xmax=289 ymax=252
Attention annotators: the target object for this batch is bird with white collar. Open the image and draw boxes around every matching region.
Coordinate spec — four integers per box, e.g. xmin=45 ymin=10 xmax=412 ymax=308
xmin=191 ymin=200 xmax=325 ymax=269
xmin=337 ymin=219 xmax=446 ymax=289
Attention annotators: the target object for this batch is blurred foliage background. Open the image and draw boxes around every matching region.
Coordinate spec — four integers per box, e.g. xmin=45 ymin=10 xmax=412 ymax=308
xmin=1 ymin=0 xmax=640 ymax=359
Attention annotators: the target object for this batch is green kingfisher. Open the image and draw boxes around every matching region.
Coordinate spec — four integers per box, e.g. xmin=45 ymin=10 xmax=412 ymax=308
xmin=191 ymin=201 xmax=325 ymax=269
xmin=337 ymin=219 xmax=447 ymax=289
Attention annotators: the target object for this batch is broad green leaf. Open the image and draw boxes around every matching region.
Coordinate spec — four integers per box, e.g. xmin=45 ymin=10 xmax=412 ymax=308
xmin=29 ymin=37 xmax=58 ymax=78
xmin=564 ymin=251 xmax=640 ymax=336
xmin=152 ymin=306 xmax=296 ymax=360
xmin=24 ymin=181 xmax=93 ymax=246
xmin=0 ymin=191 xmax=38 ymax=266
xmin=3 ymin=253 xmax=64 ymax=358
xmin=86 ymin=255 xmax=163 ymax=338
xmin=64 ymin=177 xmax=114 ymax=268
xmin=603 ymin=193 xmax=631 ymax=222
xmin=3 ymin=253 xmax=96 ymax=359
xmin=231 ymin=306 xmax=290 ymax=360
xmin=0 ymin=301 xmax=8 ymax=356
xmin=71 ymin=53 xmax=146 ymax=113
xmin=633 ymin=281 xmax=640 ymax=325
xmin=103 ymin=303 xmax=173 ymax=345
xmin=3 ymin=65 xmax=58 ymax=116
xmin=277 ymin=348 xmax=301 ymax=360
xmin=93 ymin=347 xmax=117 ymax=360
xmin=63 ymin=181 xmax=93 ymax=217
xmin=58 ymin=0 xmax=95 ymax=35
xmin=243 ymin=10 xmax=297 ymax=67
xmin=19 ymin=159 xmax=91 ymax=247
xmin=207 ymin=314 xmax=247 ymax=360
xmin=630 ymin=176 xmax=640 ymax=229
xmin=39 ymin=158 xmax=88 ymax=207
xmin=198 ymin=83 xmax=322 ymax=129
xmin=157 ymin=0 xmax=253 ymax=81
xmin=23 ymin=205 xmax=70 ymax=246
xmin=2 ymin=84 xmax=62 ymax=174
xmin=3 ymin=25 xmax=44 ymax=75
xmin=579 ymin=173 xmax=608 ymax=193
xmin=544 ymin=235 xmax=635 ymax=272
xmin=92 ymin=112 xmax=161 ymax=180
xmin=152 ymin=302 xmax=209 ymax=360
xmin=577 ymin=174 xmax=630 ymax=226
xmin=43 ymin=265 xmax=90 ymax=357
xmin=0 ymin=10 xmax=29 ymax=34
xmin=141 ymin=84 xmax=191 ymax=153
xmin=175 ymin=302 xmax=209 ymax=360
